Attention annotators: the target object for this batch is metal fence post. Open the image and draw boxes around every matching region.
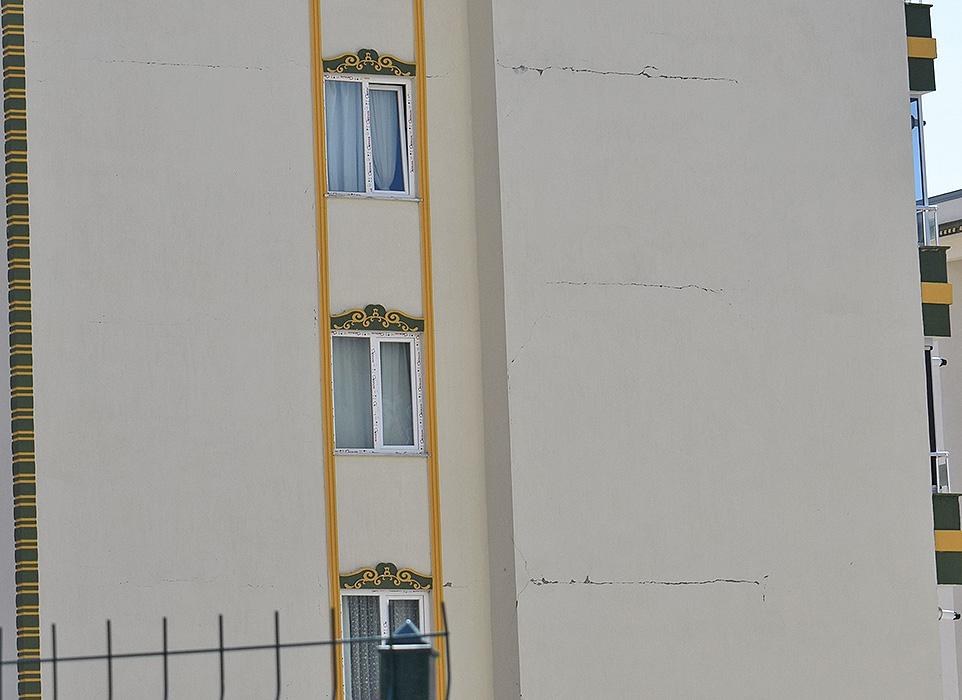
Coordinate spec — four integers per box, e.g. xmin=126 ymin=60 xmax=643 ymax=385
xmin=51 ymin=623 xmax=58 ymax=700
xmin=162 ymin=617 xmax=169 ymax=700
xmin=106 ymin=620 xmax=113 ymax=700
xmin=217 ymin=615 xmax=225 ymax=700
xmin=274 ymin=611 xmax=281 ymax=700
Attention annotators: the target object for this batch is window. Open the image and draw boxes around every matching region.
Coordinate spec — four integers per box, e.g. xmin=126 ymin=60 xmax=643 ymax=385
xmin=342 ymin=591 xmax=429 ymax=700
xmin=332 ymin=331 xmax=423 ymax=453
xmin=911 ymin=97 xmax=926 ymax=203
xmin=325 ymin=75 xmax=414 ymax=196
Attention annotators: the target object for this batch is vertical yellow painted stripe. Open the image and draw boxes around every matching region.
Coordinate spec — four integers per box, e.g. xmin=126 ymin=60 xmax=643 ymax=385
xmin=308 ymin=0 xmax=345 ymax=696
xmin=412 ymin=1 xmax=447 ymax=696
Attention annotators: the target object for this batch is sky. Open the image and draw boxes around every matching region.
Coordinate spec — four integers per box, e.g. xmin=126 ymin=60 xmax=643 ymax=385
xmin=924 ymin=2 xmax=962 ymax=196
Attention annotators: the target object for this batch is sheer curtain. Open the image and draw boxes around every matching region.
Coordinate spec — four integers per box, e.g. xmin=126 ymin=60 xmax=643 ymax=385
xmin=333 ymin=337 xmax=374 ymax=449
xmin=325 ymin=81 xmax=365 ymax=192
xmin=388 ymin=599 xmax=421 ymax=638
xmin=379 ymin=342 xmax=414 ymax=446
xmin=369 ymin=88 xmax=405 ymax=192
xmin=344 ymin=596 xmax=381 ymax=700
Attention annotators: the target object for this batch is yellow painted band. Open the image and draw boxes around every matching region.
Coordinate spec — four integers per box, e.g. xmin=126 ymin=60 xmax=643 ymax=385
xmin=309 ymin=0 xmax=345 ymax=696
xmin=412 ymin=1 xmax=447 ymax=696
xmin=908 ymin=36 xmax=938 ymax=60
xmin=922 ymin=281 xmax=953 ymax=305
xmin=936 ymin=530 xmax=962 ymax=552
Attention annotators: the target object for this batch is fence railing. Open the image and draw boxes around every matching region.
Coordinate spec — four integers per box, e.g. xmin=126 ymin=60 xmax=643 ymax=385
xmin=0 ymin=605 xmax=450 ymax=700
xmin=919 ymin=204 xmax=939 ymax=246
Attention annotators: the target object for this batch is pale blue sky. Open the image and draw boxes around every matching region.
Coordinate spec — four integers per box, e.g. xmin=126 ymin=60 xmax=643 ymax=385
xmin=924 ymin=2 xmax=962 ymax=196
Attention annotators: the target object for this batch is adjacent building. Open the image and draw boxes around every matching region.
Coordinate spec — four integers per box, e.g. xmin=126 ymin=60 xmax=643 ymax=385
xmin=1 ymin=1 xmax=949 ymax=698
xmin=930 ymin=187 xmax=962 ymax=697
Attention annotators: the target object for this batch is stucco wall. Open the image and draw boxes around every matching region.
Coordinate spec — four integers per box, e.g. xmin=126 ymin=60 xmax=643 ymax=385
xmin=322 ymin=0 xmax=497 ymax=696
xmin=25 ymin=1 xmax=331 ymax=696
xmin=9 ymin=0 xmax=944 ymax=697
xmin=19 ymin=0 xmax=496 ymax=697
xmin=485 ymin=0 xmax=941 ymax=697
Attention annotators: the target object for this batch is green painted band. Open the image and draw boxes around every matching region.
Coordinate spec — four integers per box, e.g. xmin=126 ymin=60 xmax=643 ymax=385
xmin=909 ymin=57 xmax=936 ymax=93
xmin=937 ymin=552 xmax=962 ymax=584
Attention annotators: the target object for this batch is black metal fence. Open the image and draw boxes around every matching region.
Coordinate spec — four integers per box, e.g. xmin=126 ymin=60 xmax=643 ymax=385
xmin=0 ymin=605 xmax=450 ymax=700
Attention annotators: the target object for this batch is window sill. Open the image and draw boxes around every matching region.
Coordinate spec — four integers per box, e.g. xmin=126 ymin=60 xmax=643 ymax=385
xmin=326 ymin=191 xmax=420 ymax=202
xmin=335 ymin=449 xmax=428 ymax=457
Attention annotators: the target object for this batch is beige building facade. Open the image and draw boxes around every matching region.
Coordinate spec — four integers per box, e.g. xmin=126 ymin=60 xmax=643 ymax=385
xmin=0 ymin=0 xmax=948 ymax=698
xmin=932 ymin=188 xmax=962 ymax=698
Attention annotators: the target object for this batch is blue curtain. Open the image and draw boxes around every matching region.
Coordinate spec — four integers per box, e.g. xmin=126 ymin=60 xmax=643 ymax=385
xmin=326 ymin=81 xmax=365 ymax=192
xmin=369 ymin=88 xmax=406 ymax=192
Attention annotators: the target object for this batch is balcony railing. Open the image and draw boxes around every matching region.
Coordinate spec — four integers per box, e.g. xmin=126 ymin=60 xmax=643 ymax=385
xmin=919 ymin=204 xmax=939 ymax=246
xmin=934 ymin=451 xmax=952 ymax=493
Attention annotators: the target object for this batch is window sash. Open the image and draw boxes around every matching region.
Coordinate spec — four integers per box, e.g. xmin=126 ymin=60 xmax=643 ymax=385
xmin=324 ymin=74 xmax=415 ymax=197
xmin=332 ymin=336 xmax=375 ymax=449
xmin=332 ymin=331 xmax=424 ymax=454
xmin=369 ymin=84 xmax=409 ymax=194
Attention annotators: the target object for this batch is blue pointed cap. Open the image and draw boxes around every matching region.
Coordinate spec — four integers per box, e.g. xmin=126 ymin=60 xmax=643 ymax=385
xmin=390 ymin=619 xmax=426 ymax=644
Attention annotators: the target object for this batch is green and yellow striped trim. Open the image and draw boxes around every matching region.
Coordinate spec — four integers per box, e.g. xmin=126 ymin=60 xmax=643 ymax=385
xmin=934 ymin=494 xmax=962 ymax=585
xmin=3 ymin=2 xmax=40 ymax=697
xmin=920 ymin=247 xmax=951 ymax=337
xmin=905 ymin=3 xmax=936 ymax=93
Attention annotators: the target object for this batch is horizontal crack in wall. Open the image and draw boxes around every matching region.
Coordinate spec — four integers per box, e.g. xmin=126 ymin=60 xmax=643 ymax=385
xmin=547 ymin=280 xmax=722 ymax=294
xmin=101 ymin=59 xmax=268 ymax=71
xmin=498 ymin=60 xmax=737 ymax=84
xmin=530 ymin=575 xmax=761 ymax=587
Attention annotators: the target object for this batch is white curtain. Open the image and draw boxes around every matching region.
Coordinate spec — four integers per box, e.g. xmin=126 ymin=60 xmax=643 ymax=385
xmin=333 ymin=337 xmax=374 ymax=449
xmin=388 ymin=599 xmax=421 ymax=639
xmin=344 ymin=596 xmax=381 ymax=700
xmin=325 ymin=81 xmax=365 ymax=192
xmin=380 ymin=342 xmax=414 ymax=446
xmin=369 ymin=88 xmax=405 ymax=192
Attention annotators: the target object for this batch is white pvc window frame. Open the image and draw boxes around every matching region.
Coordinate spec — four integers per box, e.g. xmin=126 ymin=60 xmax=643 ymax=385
xmin=341 ymin=590 xmax=431 ymax=700
xmin=341 ymin=590 xmax=431 ymax=640
xmin=332 ymin=330 xmax=425 ymax=455
xmin=324 ymin=74 xmax=416 ymax=199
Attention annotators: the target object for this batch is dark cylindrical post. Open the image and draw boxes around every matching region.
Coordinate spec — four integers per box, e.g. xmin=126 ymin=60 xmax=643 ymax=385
xmin=926 ymin=347 xmax=938 ymax=487
xmin=106 ymin=620 xmax=113 ymax=700
xmin=274 ymin=611 xmax=281 ymax=700
xmin=51 ymin=623 xmax=58 ymax=700
xmin=329 ymin=608 xmax=338 ymax=700
xmin=162 ymin=617 xmax=169 ymax=700
xmin=217 ymin=615 xmax=225 ymax=700
xmin=441 ymin=604 xmax=450 ymax=700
